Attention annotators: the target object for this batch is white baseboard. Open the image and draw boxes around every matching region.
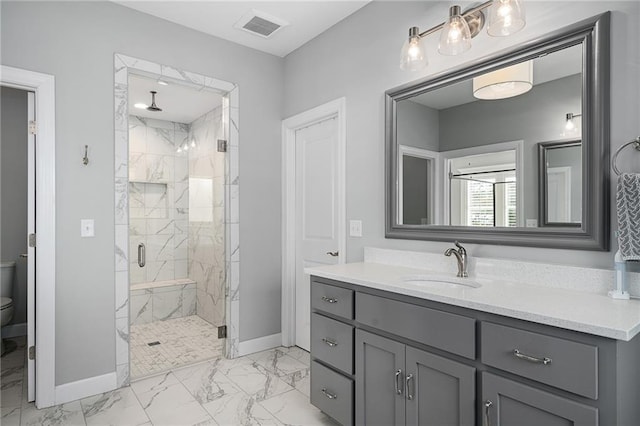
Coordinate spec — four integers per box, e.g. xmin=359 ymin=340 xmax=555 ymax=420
xmin=55 ymin=372 xmax=117 ymax=405
xmin=2 ymin=322 xmax=27 ymax=338
xmin=238 ymin=333 xmax=282 ymax=357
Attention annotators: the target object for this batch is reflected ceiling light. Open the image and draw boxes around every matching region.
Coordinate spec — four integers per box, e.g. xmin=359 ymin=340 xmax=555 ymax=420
xmin=401 ymin=0 xmax=526 ymax=71
xmin=472 ymin=60 xmax=533 ymax=100
xmin=157 ymin=80 xmax=169 ymax=86
xmin=565 ymin=112 xmax=582 ymax=131
xmin=438 ymin=6 xmax=472 ymax=56
xmin=134 ymin=103 xmax=148 ymax=109
xmin=487 ymin=0 xmax=526 ymax=36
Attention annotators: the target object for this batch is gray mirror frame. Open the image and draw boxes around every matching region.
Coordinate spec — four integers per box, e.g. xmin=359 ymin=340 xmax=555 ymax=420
xmin=385 ymin=12 xmax=610 ymax=251
xmin=538 ymin=139 xmax=583 ymax=228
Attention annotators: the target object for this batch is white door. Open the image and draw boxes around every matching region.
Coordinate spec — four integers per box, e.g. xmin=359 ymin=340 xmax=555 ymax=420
xmin=294 ymin=116 xmax=340 ymax=351
xmin=26 ymin=91 xmax=36 ymax=402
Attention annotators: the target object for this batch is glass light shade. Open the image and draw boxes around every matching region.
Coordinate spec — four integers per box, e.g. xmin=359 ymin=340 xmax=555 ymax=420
xmin=438 ymin=7 xmax=472 ymax=56
xmin=473 ymin=60 xmax=533 ymax=100
xmin=400 ymin=30 xmax=428 ymax=71
xmin=487 ymin=0 xmax=525 ymax=37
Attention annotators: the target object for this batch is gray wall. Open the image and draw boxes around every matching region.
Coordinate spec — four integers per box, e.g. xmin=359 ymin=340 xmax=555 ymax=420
xmin=397 ymin=100 xmax=439 ymax=150
xmin=0 ymin=86 xmax=28 ymax=326
xmin=1 ymin=1 xmax=283 ymax=385
xmin=283 ymin=1 xmax=640 ymax=269
xmin=438 ymin=74 xmax=582 ymax=223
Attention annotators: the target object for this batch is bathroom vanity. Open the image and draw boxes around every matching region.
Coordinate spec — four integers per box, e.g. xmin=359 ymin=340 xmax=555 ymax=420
xmin=307 ymin=262 xmax=640 ymax=426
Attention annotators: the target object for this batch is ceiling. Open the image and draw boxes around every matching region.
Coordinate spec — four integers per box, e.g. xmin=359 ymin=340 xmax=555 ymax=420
xmin=128 ymin=74 xmax=223 ymax=123
xmin=114 ymin=1 xmax=370 ymax=57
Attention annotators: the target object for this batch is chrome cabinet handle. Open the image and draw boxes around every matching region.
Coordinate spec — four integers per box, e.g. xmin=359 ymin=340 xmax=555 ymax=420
xmin=20 ymin=253 xmax=28 ymax=258
xmin=322 ymin=338 xmax=338 ymax=347
xmin=326 ymin=251 xmax=339 ymax=257
xmin=321 ymin=388 xmax=337 ymax=400
xmin=405 ymin=374 xmax=414 ymax=400
xmin=484 ymin=400 xmax=493 ymax=426
xmin=394 ymin=369 xmax=404 ymax=395
xmin=321 ymin=296 xmax=338 ymax=304
xmin=513 ymin=349 xmax=552 ymax=365
xmin=138 ymin=243 xmax=146 ymax=267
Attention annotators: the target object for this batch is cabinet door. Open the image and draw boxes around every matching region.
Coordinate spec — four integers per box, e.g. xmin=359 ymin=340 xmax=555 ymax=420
xmin=356 ymin=329 xmax=406 ymax=426
xmin=406 ymin=347 xmax=475 ymax=426
xmin=481 ymin=373 xmax=598 ymax=426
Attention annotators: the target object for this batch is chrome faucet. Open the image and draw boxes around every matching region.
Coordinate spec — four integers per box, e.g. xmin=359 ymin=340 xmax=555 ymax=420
xmin=444 ymin=241 xmax=468 ymax=278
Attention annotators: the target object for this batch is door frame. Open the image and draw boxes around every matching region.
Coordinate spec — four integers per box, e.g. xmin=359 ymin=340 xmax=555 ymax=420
xmin=281 ymin=98 xmax=346 ymax=347
xmin=1 ymin=65 xmax=57 ymax=408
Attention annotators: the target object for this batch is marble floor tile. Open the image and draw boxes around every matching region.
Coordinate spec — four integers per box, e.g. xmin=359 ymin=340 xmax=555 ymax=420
xmin=282 ymin=368 xmax=311 ymax=397
xmin=249 ymin=348 xmax=309 ymax=376
xmin=172 ymin=359 xmax=238 ymax=405
xmin=0 ymin=367 xmax=23 ymax=408
xmin=201 ymin=390 xmax=282 ymax=426
xmin=1 ymin=405 xmax=21 ymax=426
xmin=81 ymin=387 xmax=150 ymax=426
xmin=277 ymin=346 xmax=310 ymax=366
xmin=216 ymin=357 xmax=294 ymax=402
xmin=20 ymin=401 xmax=86 ymax=426
xmin=259 ymin=389 xmax=339 ymax=426
xmin=131 ymin=372 xmax=213 ymax=426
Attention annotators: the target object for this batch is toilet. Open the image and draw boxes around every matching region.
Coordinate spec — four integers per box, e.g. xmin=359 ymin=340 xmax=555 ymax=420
xmin=1 ymin=261 xmax=15 ymax=356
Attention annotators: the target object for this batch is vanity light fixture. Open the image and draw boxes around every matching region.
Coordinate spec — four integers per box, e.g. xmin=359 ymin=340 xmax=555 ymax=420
xmin=472 ymin=60 xmax=533 ymax=100
xmin=400 ymin=0 xmax=526 ymax=71
xmin=565 ymin=112 xmax=582 ymax=131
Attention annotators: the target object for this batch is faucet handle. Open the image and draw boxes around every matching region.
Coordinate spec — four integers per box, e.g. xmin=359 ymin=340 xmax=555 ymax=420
xmin=454 ymin=240 xmax=463 ymax=249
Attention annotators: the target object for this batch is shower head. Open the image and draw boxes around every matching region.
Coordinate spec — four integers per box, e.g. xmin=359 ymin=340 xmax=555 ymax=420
xmin=146 ymin=91 xmax=162 ymax=112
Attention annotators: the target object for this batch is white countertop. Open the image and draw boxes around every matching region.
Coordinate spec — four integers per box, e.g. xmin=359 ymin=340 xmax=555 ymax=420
xmin=306 ymin=262 xmax=640 ymax=341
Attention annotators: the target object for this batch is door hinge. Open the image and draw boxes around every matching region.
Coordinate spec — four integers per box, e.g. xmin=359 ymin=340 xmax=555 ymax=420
xmin=28 ymin=346 xmax=35 ymax=360
xmin=217 ymin=139 xmax=228 ymax=153
xmin=29 ymin=120 xmax=36 ymax=135
xmin=218 ymin=325 xmax=227 ymax=339
xmin=28 ymin=233 xmax=36 ymax=248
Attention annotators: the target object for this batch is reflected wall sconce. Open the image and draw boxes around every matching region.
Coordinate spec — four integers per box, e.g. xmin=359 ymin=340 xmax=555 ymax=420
xmin=400 ymin=0 xmax=526 ymax=71
xmin=565 ymin=112 xmax=582 ymax=131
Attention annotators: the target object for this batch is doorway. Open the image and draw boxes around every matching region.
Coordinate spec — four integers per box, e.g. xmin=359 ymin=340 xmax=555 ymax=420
xmin=282 ymin=98 xmax=346 ymax=351
xmin=1 ymin=66 xmax=56 ymax=408
xmin=114 ymin=54 xmax=241 ymax=387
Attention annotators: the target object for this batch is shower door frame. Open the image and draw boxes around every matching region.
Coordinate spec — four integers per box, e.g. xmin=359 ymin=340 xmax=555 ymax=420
xmin=113 ymin=54 xmax=241 ymax=388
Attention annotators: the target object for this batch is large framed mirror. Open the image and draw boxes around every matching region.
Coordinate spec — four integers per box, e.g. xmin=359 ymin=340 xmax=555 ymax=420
xmin=386 ymin=13 xmax=610 ymax=250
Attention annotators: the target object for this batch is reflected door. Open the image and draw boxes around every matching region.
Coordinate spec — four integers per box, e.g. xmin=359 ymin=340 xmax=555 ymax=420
xmin=295 ymin=117 xmax=339 ymax=351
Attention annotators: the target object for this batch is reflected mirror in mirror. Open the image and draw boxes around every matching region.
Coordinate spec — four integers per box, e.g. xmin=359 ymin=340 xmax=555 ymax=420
xmin=538 ymin=140 xmax=582 ymax=227
xmin=395 ymin=43 xmax=582 ymax=228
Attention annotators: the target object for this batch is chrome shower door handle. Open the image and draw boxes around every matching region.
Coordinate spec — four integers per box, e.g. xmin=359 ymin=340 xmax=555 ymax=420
xmin=138 ymin=243 xmax=146 ymax=267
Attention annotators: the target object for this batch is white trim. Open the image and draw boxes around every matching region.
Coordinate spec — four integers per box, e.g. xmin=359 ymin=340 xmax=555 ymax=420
xmin=281 ymin=98 xmax=346 ymax=348
xmin=55 ymin=372 xmax=117 ymax=405
xmin=238 ymin=333 xmax=282 ymax=357
xmin=397 ymin=145 xmax=440 ymax=225
xmin=1 ymin=65 xmax=56 ymax=409
xmin=441 ymin=140 xmax=524 ymax=227
xmin=1 ymin=323 xmax=27 ymax=338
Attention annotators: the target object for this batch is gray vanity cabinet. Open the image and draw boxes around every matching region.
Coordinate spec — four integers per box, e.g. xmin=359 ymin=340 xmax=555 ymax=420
xmin=356 ymin=329 xmax=475 ymax=426
xmin=481 ymin=373 xmax=598 ymax=426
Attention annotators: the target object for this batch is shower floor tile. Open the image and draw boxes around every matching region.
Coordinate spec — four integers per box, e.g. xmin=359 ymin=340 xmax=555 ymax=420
xmin=130 ymin=315 xmax=223 ymax=379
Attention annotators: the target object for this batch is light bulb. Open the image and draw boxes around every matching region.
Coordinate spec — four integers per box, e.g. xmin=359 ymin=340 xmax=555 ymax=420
xmin=439 ymin=6 xmax=472 ymax=56
xmin=191 ymin=139 xmax=196 ymax=148
xmin=176 ymin=147 xmax=182 ymax=153
xmin=487 ymin=0 xmax=525 ymax=37
xmin=183 ymin=143 xmax=189 ymax=151
xmin=400 ymin=27 xmax=428 ymax=71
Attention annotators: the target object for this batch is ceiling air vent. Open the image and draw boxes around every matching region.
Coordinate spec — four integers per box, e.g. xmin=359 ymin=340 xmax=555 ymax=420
xmin=234 ymin=9 xmax=289 ymax=39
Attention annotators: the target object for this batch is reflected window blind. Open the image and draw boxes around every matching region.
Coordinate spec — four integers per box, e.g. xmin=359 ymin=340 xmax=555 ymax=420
xmin=466 ymin=180 xmax=494 ymax=226
xmin=506 ymin=179 xmax=517 ymax=227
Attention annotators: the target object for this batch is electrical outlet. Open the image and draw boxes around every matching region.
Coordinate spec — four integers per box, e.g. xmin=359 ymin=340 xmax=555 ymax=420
xmin=349 ymin=220 xmax=362 ymax=237
xmin=81 ymin=219 xmax=95 ymax=237
xmin=526 ymin=219 xmax=538 ymax=228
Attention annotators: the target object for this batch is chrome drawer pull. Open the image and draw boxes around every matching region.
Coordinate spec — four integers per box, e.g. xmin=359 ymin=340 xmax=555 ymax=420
xmin=513 ymin=349 xmax=552 ymax=365
xmin=321 ymin=388 xmax=337 ymax=400
xmin=484 ymin=400 xmax=493 ymax=426
xmin=405 ymin=374 xmax=414 ymax=400
xmin=394 ymin=369 xmax=403 ymax=395
xmin=321 ymin=296 xmax=338 ymax=304
xmin=322 ymin=338 xmax=338 ymax=347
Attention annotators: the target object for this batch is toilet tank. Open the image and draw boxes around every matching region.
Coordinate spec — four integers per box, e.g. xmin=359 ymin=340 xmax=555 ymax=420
xmin=1 ymin=261 xmax=15 ymax=297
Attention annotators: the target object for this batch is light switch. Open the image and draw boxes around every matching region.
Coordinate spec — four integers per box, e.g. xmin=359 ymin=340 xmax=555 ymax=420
xmin=349 ymin=220 xmax=362 ymax=237
xmin=81 ymin=219 xmax=95 ymax=237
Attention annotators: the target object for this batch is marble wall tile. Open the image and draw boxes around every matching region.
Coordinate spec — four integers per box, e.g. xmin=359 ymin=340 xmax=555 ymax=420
xmin=182 ymin=287 xmax=197 ymax=317
xmin=115 ymin=225 xmax=129 ymax=272
xmin=130 ymin=291 xmax=152 ymax=326
xmin=152 ymin=289 xmax=183 ymax=321
xmin=116 ymin=363 xmax=130 ymax=388
xmin=146 ymin=127 xmax=175 ymax=156
xmin=115 ymin=271 xmax=129 ymax=319
xmin=115 ymin=130 xmax=129 ymax=178
xmin=146 ymin=234 xmax=174 ymax=262
xmin=146 ymin=260 xmax=174 ymax=282
xmin=116 ymin=317 xmax=129 ymax=366
xmin=115 ymin=178 xmax=128 ymax=225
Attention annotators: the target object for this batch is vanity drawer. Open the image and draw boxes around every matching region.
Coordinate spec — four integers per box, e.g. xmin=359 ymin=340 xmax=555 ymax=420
xmin=356 ymin=292 xmax=476 ymax=359
xmin=311 ymin=360 xmax=354 ymax=426
xmin=311 ymin=313 xmax=354 ymax=374
xmin=481 ymin=322 xmax=598 ymax=399
xmin=311 ymin=280 xmax=354 ymax=319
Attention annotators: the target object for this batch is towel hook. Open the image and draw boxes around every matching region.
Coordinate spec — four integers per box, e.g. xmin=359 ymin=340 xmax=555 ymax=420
xmin=612 ymin=136 xmax=640 ymax=176
xmin=83 ymin=145 xmax=89 ymax=166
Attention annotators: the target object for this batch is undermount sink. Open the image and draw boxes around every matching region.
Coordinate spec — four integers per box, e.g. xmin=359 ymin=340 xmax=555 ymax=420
xmin=401 ymin=275 xmax=482 ymax=289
